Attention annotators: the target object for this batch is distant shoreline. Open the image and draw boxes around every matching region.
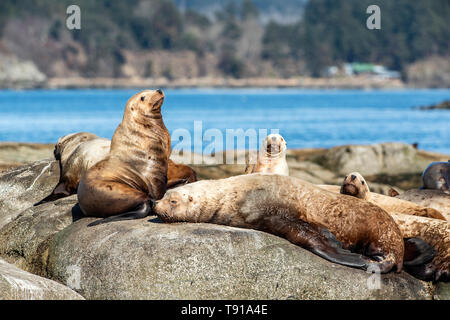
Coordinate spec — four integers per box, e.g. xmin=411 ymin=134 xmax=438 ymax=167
xmin=2 ymin=75 xmax=409 ymax=90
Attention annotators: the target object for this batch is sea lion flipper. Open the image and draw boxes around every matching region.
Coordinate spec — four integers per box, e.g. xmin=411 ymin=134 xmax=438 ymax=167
xmin=285 ymin=220 xmax=368 ymax=269
xmin=34 ymin=182 xmax=71 ymax=206
xmin=87 ymin=200 xmax=154 ymax=227
xmin=403 ymin=238 xmax=436 ymax=267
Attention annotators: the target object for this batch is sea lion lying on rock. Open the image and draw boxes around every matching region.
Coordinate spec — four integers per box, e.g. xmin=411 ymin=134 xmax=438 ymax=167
xmin=336 ymin=172 xmax=449 ymax=282
xmin=78 ymin=89 xmax=171 ymax=226
xmin=245 ymin=134 xmax=289 ymax=176
xmin=155 ymin=174 xmax=405 ymax=273
xmin=318 ymin=174 xmax=446 ymax=221
xmin=35 ymin=132 xmax=197 ymax=206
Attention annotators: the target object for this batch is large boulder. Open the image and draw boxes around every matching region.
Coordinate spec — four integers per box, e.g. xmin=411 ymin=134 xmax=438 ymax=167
xmin=46 ymin=217 xmax=434 ymax=300
xmin=0 ymin=159 xmax=59 ymax=229
xmin=0 ymin=195 xmax=79 ymax=275
xmin=320 ymin=143 xmax=427 ymax=176
xmin=0 ymin=258 xmax=83 ymax=300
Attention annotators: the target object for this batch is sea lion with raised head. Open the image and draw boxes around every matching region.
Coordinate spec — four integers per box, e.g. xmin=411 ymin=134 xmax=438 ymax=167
xmin=319 ymin=173 xmax=446 ymax=220
xmin=336 ymin=172 xmax=449 ymax=282
xmin=78 ymin=89 xmax=170 ymax=226
xmin=35 ymin=132 xmax=198 ymax=206
xmin=422 ymin=162 xmax=450 ymax=193
xmin=245 ymin=134 xmax=289 ymax=176
xmin=155 ymin=174 xmax=405 ymax=273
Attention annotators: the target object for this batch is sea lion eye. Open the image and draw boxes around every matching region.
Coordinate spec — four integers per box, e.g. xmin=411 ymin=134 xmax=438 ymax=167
xmin=362 ymin=181 xmax=365 ymax=185
xmin=141 ymin=96 xmax=145 ymax=102
xmin=170 ymin=200 xmax=178 ymax=205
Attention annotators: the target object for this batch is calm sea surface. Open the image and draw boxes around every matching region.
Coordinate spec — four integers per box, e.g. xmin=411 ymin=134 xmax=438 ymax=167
xmin=0 ymin=89 xmax=449 ymax=154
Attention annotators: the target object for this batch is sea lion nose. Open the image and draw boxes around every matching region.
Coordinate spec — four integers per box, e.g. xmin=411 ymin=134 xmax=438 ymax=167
xmin=351 ymin=175 xmax=357 ymax=181
xmin=156 ymin=89 xmax=163 ymax=95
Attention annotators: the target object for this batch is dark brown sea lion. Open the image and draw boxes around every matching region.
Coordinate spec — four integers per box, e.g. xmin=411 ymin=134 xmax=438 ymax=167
xmin=154 ymin=174 xmax=405 ymax=273
xmin=245 ymin=134 xmax=289 ymax=176
xmin=78 ymin=89 xmax=170 ymax=226
xmin=422 ymin=162 xmax=450 ymax=193
xmin=336 ymin=172 xmax=449 ymax=282
xmin=35 ymin=133 xmax=197 ymax=206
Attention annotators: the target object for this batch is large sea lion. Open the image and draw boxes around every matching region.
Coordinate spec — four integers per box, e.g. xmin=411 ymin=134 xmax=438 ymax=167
xmin=78 ymin=89 xmax=170 ymax=226
xmin=245 ymin=134 xmax=289 ymax=176
xmin=318 ymin=174 xmax=446 ymax=221
xmin=154 ymin=174 xmax=405 ymax=273
xmin=336 ymin=172 xmax=449 ymax=282
xmin=393 ymin=189 xmax=450 ymax=221
xmin=422 ymin=162 xmax=450 ymax=193
xmin=35 ymin=133 xmax=198 ymax=206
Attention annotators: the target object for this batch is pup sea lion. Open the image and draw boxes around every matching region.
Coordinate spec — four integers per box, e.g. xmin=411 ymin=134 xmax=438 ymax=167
xmin=78 ymin=89 xmax=170 ymax=226
xmin=155 ymin=174 xmax=405 ymax=273
xmin=245 ymin=134 xmax=289 ymax=176
xmin=393 ymin=189 xmax=450 ymax=221
xmin=36 ymin=133 xmax=198 ymax=206
xmin=422 ymin=162 xmax=450 ymax=193
xmin=34 ymin=133 xmax=110 ymax=206
xmin=336 ymin=172 xmax=449 ymax=282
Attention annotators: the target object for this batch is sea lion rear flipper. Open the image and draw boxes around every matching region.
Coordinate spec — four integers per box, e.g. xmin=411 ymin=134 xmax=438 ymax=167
xmin=281 ymin=219 xmax=368 ymax=269
xmin=34 ymin=182 xmax=71 ymax=206
xmin=87 ymin=200 xmax=154 ymax=227
xmin=403 ymin=238 xmax=436 ymax=267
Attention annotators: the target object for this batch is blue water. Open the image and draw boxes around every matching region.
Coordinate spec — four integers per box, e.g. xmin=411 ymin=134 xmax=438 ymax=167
xmin=0 ymin=89 xmax=449 ymax=154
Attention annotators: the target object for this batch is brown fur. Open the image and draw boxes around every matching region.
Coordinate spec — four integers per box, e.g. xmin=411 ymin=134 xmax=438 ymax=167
xmin=78 ymin=90 xmax=170 ymax=218
xmin=155 ymin=174 xmax=405 ymax=273
xmin=335 ymin=172 xmax=450 ymax=281
xmin=319 ymin=172 xmax=446 ymax=221
xmin=245 ymin=134 xmax=289 ymax=176
xmin=167 ymin=159 xmax=198 ymax=188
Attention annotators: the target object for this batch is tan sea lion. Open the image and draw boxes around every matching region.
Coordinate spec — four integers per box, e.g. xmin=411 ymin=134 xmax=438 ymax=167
xmin=319 ymin=173 xmax=446 ymax=220
xmin=422 ymin=162 xmax=450 ymax=193
xmin=245 ymin=134 xmax=289 ymax=176
xmin=34 ymin=133 xmax=110 ymax=206
xmin=35 ymin=133 xmax=198 ymax=206
xmin=393 ymin=189 xmax=450 ymax=221
xmin=336 ymin=172 xmax=449 ymax=282
xmin=155 ymin=174 xmax=405 ymax=273
xmin=78 ymin=89 xmax=170 ymax=226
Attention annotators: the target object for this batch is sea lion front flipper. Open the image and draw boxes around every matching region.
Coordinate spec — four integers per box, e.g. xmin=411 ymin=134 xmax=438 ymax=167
xmin=403 ymin=238 xmax=436 ymax=267
xmin=87 ymin=200 xmax=154 ymax=227
xmin=166 ymin=178 xmax=189 ymax=190
xmin=34 ymin=182 xmax=71 ymax=206
xmin=277 ymin=218 xmax=368 ymax=269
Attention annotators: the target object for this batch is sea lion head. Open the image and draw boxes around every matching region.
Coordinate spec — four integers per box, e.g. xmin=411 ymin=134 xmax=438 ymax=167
xmin=125 ymin=89 xmax=165 ymax=121
xmin=54 ymin=132 xmax=98 ymax=161
xmin=262 ymin=134 xmax=287 ymax=157
xmin=340 ymin=172 xmax=370 ymax=200
xmin=155 ymin=184 xmax=205 ymax=223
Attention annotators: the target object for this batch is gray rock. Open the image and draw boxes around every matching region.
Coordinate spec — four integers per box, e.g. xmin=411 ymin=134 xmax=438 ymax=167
xmin=0 ymin=159 xmax=59 ymax=229
xmin=0 ymin=195 xmax=79 ymax=275
xmin=0 ymin=258 xmax=83 ymax=300
xmin=47 ymin=217 xmax=433 ymax=300
xmin=321 ymin=143 xmax=426 ymax=176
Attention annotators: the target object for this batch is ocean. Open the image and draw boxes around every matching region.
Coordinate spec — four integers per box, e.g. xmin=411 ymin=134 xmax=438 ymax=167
xmin=0 ymin=88 xmax=449 ymax=154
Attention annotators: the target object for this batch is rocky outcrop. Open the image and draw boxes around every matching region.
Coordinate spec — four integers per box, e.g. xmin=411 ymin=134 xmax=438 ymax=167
xmin=46 ymin=217 xmax=434 ymax=300
xmin=0 ymin=258 xmax=83 ymax=300
xmin=0 ymin=53 xmax=47 ymax=89
xmin=418 ymin=100 xmax=450 ymax=110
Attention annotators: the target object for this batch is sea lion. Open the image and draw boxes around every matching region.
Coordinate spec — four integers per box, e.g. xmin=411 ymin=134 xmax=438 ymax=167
xmin=155 ymin=174 xmax=405 ymax=273
xmin=336 ymin=172 xmax=449 ymax=282
xmin=35 ymin=133 xmax=198 ymax=206
xmin=34 ymin=133 xmax=110 ymax=206
xmin=422 ymin=162 xmax=450 ymax=193
xmin=393 ymin=189 xmax=450 ymax=221
xmin=78 ymin=89 xmax=170 ymax=226
xmin=245 ymin=134 xmax=289 ymax=176
xmin=318 ymin=174 xmax=446 ymax=220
